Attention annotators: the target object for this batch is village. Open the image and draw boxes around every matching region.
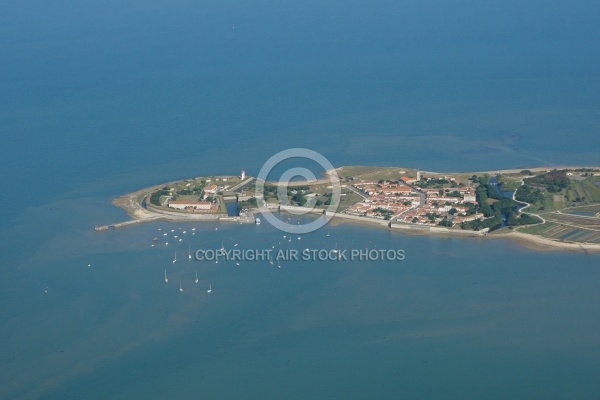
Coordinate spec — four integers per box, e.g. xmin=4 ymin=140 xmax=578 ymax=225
xmin=344 ymin=171 xmax=483 ymax=227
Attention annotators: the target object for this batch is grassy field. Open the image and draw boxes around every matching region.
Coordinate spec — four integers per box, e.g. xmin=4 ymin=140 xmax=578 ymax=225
xmin=336 ymin=189 xmax=363 ymax=211
xmin=567 ymin=177 xmax=600 ymax=202
xmin=564 ymin=204 xmax=600 ymax=214
xmin=520 ymin=202 xmax=600 ymax=243
xmin=336 ymin=166 xmax=414 ymax=182
xmin=519 ymin=221 xmax=559 ymax=235
xmin=539 ymin=192 xmax=568 ymax=211
xmin=497 ymin=174 xmax=524 ymax=191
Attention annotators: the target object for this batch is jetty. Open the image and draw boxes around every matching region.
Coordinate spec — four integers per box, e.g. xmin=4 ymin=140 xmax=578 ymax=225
xmin=95 ymin=219 xmax=146 ymax=231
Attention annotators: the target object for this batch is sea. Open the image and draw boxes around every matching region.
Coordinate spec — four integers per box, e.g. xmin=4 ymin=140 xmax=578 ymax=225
xmin=1 ymin=1 xmax=600 ymax=399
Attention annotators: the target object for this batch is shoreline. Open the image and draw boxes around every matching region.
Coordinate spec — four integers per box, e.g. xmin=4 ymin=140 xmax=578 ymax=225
xmin=101 ymin=165 xmax=600 ymax=254
xmin=326 ymin=212 xmax=600 ymax=253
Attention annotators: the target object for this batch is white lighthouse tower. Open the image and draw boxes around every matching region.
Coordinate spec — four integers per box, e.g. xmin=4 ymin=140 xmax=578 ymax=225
xmin=241 ymin=169 xmax=246 ymax=180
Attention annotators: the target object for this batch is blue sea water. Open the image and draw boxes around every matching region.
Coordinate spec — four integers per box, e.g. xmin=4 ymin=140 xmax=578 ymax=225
xmin=1 ymin=1 xmax=600 ymax=398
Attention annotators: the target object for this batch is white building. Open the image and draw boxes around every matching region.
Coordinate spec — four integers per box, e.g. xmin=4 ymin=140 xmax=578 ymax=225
xmin=463 ymin=193 xmax=477 ymax=202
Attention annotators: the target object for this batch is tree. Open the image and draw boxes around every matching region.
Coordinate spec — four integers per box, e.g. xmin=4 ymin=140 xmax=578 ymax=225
xmin=438 ymin=217 xmax=453 ymax=227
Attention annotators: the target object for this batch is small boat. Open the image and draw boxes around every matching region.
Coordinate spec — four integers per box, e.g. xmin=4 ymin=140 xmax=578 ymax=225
xmin=207 ymin=283 xmax=212 ymax=293
xmin=195 ymin=270 xmax=199 ymax=284
xmin=153 ymin=237 xmax=158 ymax=241
xmin=326 ymin=231 xmax=330 ymax=237
xmin=255 ymin=217 xmax=261 ymax=224
xmin=173 ymin=252 xmax=177 ymax=263
xmin=164 ymin=269 xmax=168 ymax=283
xmin=188 ymin=246 xmax=192 ymax=260
xmin=179 ymin=280 xmax=183 ymax=292
xmin=332 ymin=243 xmax=338 ymax=253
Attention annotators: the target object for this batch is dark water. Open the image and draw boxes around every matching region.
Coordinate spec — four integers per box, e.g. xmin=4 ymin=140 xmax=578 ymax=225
xmin=568 ymin=211 xmax=596 ymax=217
xmin=224 ymin=199 xmax=239 ymax=216
xmin=1 ymin=1 xmax=600 ymax=398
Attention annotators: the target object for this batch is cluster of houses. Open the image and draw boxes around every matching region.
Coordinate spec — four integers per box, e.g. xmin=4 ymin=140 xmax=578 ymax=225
xmin=345 ymin=175 xmax=484 ymax=226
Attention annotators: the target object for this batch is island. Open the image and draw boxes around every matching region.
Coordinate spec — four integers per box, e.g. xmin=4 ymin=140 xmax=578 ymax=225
xmin=98 ymin=166 xmax=600 ymax=253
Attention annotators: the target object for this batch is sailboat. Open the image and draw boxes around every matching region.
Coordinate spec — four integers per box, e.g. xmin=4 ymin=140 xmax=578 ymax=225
xmin=220 ymin=241 xmax=225 ymax=255
xmin=326 ymin=231 xmax=330 ymax=237
xmin=332 ymin=243 xmax=338 ymax=253
xmin=164 ymin=269 xmax=168 ymax=283
xmin=179 ymin=280 xmax=183 ymax=292
xmin=188 ymin=246 xmax=192 ymax=260
xmin=172 ymin=251 xmax=177 ymax=263
xmin=207 ymin=283 xmax=212 ymax=293
xmin=195 ymin=270 xmax=199 ymax=284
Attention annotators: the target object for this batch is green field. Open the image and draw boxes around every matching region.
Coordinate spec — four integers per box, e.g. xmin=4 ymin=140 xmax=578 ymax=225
xmin=519 ymin=221 xmax=559 ymax=235
xmin=336 ymin=189 xmax=363 ymax=211
xmin=336 ymin=166 xmax=415 ymax=182
xmin=566 ymin=177 xmax=600 ymax=203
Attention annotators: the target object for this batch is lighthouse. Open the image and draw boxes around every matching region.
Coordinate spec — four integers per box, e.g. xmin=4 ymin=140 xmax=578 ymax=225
xmin=241 ymin=169 xmax=246 ymax=180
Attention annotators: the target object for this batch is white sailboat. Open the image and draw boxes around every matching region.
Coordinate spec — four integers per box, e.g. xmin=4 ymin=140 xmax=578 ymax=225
xmin=207 ymin=283 xmax=212 ymax=293
xmin=179 ymin=280 xmax=183 ymax=292
xmin=188 ymin=246 xmax=192 ymax=260
xmin=326 ymin=231 xmax=330 ymax=237
xmin=332 ymin=243 xmax=338 ymax=253
xmin=164 ymin=269 xmax=168 ymax=283
xmin=195 ymin=270 xmax=199 ymax=284
xmin=172 ymin=251 xmax=177 ymax=263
